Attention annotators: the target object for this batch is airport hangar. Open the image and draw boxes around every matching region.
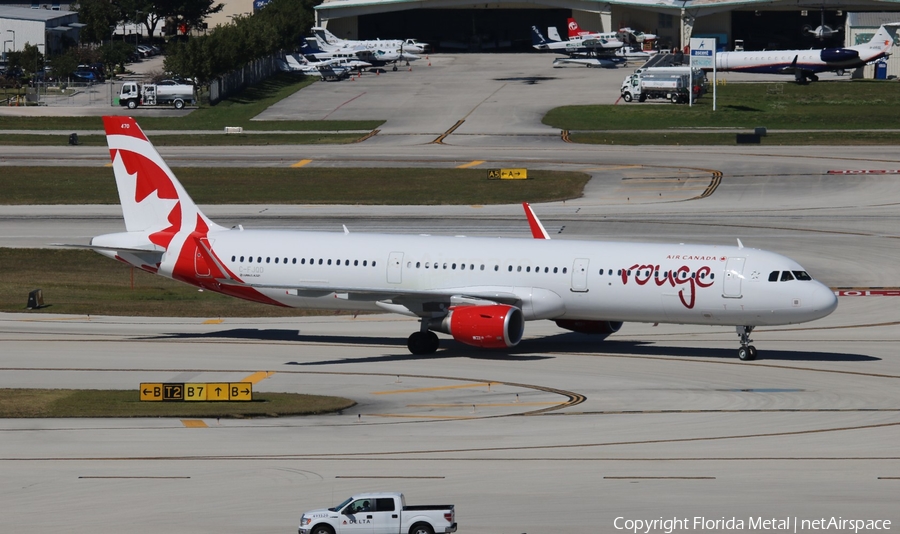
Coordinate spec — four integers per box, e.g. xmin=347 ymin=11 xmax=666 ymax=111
xmin=311 ymin=0 xmax=900 ymax=54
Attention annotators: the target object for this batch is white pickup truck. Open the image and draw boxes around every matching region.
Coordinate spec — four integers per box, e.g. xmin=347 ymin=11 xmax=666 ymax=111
xmin=298 ymin=492 xmax=457 ymax=534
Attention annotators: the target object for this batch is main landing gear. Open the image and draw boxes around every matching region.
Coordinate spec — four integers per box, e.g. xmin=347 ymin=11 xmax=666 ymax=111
xmin=407 ymin=320 xmax=439 ymax=355
xmin=737 ymin=326 xmax=757 ymax=361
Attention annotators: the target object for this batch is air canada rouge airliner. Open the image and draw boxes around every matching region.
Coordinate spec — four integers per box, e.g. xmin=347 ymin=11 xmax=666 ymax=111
xmin=81 ymin=117 xmax=837 ymax=360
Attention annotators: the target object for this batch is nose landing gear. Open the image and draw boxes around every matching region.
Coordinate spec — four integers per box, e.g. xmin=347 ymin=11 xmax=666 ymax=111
xmin=737 ymin=326 xmax=757 ymax=361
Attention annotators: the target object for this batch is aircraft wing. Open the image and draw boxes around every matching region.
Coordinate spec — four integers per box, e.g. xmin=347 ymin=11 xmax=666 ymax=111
xmin=220 ymin=278 xmax=523 ymax=314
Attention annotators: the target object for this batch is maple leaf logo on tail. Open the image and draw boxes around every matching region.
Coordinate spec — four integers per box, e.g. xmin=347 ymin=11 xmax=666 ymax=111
xmin=102 ymin=116 xmax=223 ymax=247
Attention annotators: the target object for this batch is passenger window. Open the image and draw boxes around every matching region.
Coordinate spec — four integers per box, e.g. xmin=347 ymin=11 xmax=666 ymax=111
xmin=793 ymin=271 xmax=812 ymax=281
xmin=599 ymin=269 xmax=604 ymax=275
xmin=769 ymin=271 xmax=779 ymax=282
xmin=372 ymin=261 xmax=376 ymax=267
xmin=274 ymin=258 xmax=279 ymax=264
xmin=257 ymin=257 xmax=262 ymax=263
xmin=231 ymin=255 xmax=235 ymax=262
xmin=508 ymin=266 xmax=513 ymax=272
xmin=240 ymin=256 xmax=244 ymax=262
xmin=266 ymin=257 xmax=270 ymax=263
xmin=318 ymin=259 xmax=323 ymax=265
xmin=544 ymin=267 xmax=549 ymax=273
xmin=301 ymin=259 xmax=306 ymax=265
xmin=526 ymin=266 xmax=531 ymax=272
xmin=452 ymin=263 xmax=456 ymax=270
xmin=553 ymin=267 xmax=558 ymax=273
xmin=355 ymin=260 xmax=360 ymax=266
xmin=416 ymin=262 xmax=420 ymax=268
xmin=327 ymin=259 xmax=332 ymax=265
xmin=563 ymin=268 xmax=567 ymax=274
xmin=249 ymin=257 xmax=253 ymax=263
xmin=363 ymin=261 xmax=368 ymax=266
xmin=443 ymin=263 xmax=448 ymax=270
xmin=517 ymin=266 xmax=522 ymax=272
xmin=470 ymin=264 xmax=474 ymax=270
xmin=781 ymin=271 xmax=795 ymax=282
xmin=292 ymin=258 xmax=296 ymax=264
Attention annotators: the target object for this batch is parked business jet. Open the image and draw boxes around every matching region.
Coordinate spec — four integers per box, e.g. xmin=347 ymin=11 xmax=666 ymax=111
xmin=313 ymin=26 xmax=430 ymax=54
xmin=716 ymin=24 xmax=897 ymax=83
xmin=82 ymin=117 xmax=837 ymax=360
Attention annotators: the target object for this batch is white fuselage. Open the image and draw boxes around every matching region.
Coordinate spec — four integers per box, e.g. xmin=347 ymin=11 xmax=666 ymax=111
xmin=96 ymin=228 xmax=837 ymax=328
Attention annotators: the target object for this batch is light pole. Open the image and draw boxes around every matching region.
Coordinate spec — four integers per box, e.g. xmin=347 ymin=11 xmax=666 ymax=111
xmin=2 ymin=40 xmax=9 ymax=62
xmin=7 ymin=30 xmax=14 ymax=52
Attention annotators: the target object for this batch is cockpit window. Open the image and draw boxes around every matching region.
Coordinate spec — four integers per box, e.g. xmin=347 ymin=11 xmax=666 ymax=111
xmin=780 ymin=271 xmax=795 ymax=282
xmin=793 ymin=271 xmax=812 ymax=281
xmin=768 ymin=271 xmax=779 ymax=282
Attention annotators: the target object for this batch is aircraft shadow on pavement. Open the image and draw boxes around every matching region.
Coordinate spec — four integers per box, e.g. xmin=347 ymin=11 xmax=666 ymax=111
xmin=150 ymin=328 xmax=553 ymax=364
xmin=529 ymin=334 xmax=880 ymax=363
xmin=149 ymin=329 xmax=877 ymax=363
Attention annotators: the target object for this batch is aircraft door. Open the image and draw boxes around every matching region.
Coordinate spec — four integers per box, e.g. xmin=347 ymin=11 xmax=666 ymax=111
xmin=194 ymin=238 xmax=212 ymax=278
xmin=571 ymin=258 xmax=589 ymax=292
xmin=723 ymin=257 xmax=746 ymax=298
xmin=387 ymin=252 xmax=403 ymax=284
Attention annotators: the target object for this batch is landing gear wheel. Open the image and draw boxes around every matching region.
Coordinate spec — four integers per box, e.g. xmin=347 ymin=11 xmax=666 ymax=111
xmin=736 ymin=326 xmax=757 ymax=361
xmin=407 ymin=331 xmax=439 ymax=355
xmin=392 ymin=65 xmax=398 ymax=72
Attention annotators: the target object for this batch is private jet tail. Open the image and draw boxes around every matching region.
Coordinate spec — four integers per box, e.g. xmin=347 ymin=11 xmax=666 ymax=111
xmin=531 ymin=26 xmax=553 ymax=48
xmin=868 ymin=24 xmax=898 ymax=55
xmin=567 ymin=18 xmax=586 ymax=39
xmin=313 ymin=26 xmax=344 ymax=46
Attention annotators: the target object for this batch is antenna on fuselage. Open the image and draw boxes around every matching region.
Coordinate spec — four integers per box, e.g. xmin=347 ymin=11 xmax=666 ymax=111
xmin=737 ymin=238 xmax=744 ymax=249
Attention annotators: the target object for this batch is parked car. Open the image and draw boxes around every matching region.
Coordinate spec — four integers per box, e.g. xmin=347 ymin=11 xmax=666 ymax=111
xmin=72 ymin=70 xmax=96 ymax=83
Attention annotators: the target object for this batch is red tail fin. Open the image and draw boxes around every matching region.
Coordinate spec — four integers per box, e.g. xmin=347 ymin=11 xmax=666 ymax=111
xmin=567 ymin=18 xmax=586 ymax=39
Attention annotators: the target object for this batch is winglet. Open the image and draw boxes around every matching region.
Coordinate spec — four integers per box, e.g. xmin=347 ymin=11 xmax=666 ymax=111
xmin=523 ymin=202 xmax=550 ymax=239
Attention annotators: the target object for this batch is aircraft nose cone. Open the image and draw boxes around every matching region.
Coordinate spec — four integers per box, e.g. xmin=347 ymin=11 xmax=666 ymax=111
xmin=811 ymin=283 xmax=838 ymax=318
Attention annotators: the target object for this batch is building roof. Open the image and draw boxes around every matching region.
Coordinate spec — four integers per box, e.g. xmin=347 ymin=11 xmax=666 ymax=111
xmin=0 ymin=5 xmax=76 ymax=22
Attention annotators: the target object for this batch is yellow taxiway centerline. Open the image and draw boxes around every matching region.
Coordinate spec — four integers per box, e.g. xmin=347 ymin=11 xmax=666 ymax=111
xmin=457 ymin=160 xmax=485 ymax=169
xmin=181 ymin=420 xmax=208 ymax=428
xmin=291 ymin=159 xmax=313 ymax=168
xmin=240 ymin=371 xmax=275 ymax=384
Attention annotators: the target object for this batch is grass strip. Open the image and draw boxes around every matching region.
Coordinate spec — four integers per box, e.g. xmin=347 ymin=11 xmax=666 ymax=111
xmin=0 ymin=73 xmax=383 ymax=132
xmin=0 ymin=167 xmax=589 ymax=205
xmin=0 ymin=389 xmax=355 ymax=418
xmin=546 ymin=80 xmax=900 ymax=131
xmin=0 ymin=133 xmax=365 ymax=146
xmin=0 ymin=249 xmax=362 ymax=316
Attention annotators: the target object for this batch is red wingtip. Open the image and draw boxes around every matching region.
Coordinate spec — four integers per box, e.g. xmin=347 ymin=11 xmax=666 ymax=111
xmin=523 ymin=202 xmax=550 ymax=240
xmin=102 ymin=116 xmax=148 ymax=141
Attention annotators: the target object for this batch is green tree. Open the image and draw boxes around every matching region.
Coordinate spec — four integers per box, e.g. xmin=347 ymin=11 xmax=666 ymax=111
xmin=20 ymin=43 xmax=45 ymax=77
xmin=49 ymin=50 xmax=80 ymax=82
xmin=100 ymin=40 xmax=133 ymax=75
xmin=74 ymin=0 xmax=122 ymax=44
xmin=163 ymin=0 xmax=315 ymax=84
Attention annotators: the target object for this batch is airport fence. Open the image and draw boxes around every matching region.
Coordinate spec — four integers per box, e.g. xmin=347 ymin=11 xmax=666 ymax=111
xmin=209 ymin=53 xmax=279 ymax=105
xmin=3 ymin=81 xmax=116 ymax=107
